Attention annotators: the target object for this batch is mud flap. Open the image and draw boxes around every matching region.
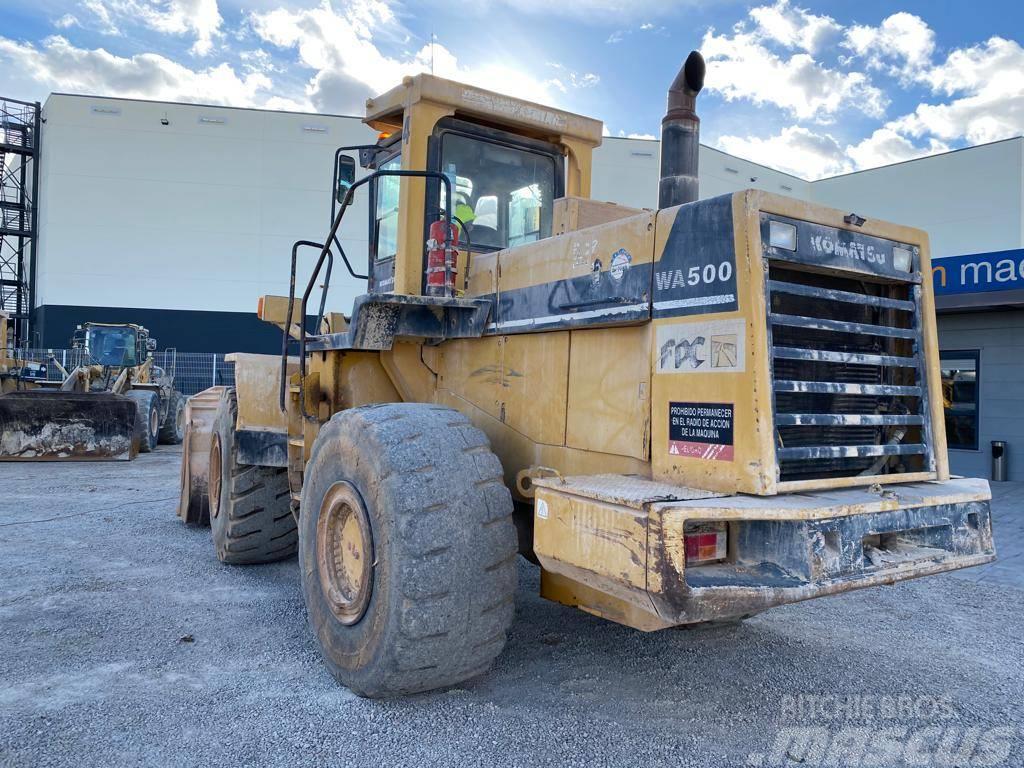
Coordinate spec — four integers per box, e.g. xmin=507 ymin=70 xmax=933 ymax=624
xmin=0 ymin=391 xmax=139 ymax=461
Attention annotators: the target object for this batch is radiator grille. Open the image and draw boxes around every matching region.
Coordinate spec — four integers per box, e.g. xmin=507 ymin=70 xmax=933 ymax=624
xmin=766 ymin=262 xmax=933 ymax=483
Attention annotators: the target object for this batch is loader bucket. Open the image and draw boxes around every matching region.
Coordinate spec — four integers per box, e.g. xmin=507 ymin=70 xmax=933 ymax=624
xmin=0 ymin=391 xmax=139 ymax=461
xmin=177 ymin=386 xmax=228 ymax=526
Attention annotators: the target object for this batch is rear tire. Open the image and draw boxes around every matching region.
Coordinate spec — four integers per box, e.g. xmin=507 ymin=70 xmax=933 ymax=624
xmin=209 ymin=388 xmax=296 ymax=564
xmin=300 ymin=403 xmax=518 ymax=698
xmin=127 ymin=390 xmax=160 ymax=454
xmin=159 ymin=390 xmax=186 ymax=444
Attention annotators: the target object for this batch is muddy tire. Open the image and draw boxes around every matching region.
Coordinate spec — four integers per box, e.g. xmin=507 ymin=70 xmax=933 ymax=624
xmin=159 ymin=390 xmax=186 ymax=445
xmin=209 ymin=388 xmax=296 ymax=564
xmin=127 ymin=390 xmax=160 ymax=454
xmin=300 ymin=403 xmax=517 ymax=698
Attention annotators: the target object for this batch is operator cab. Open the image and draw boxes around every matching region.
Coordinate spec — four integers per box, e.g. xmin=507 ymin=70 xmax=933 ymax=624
xmin=72 ymin=323 xmax=156 ymax=368
xmin=338 ymin=74 xmax=602 ymax=297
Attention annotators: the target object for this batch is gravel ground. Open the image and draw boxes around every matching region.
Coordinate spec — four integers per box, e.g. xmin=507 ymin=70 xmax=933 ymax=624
xmin=1 ymin=446 xmax=1022 ymax=767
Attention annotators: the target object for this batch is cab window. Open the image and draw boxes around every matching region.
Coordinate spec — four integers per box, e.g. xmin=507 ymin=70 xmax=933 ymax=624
xmin=87 ymin=327 xmax=138 ymax=367
xmin=438 ymin=133 xmax=556 ymax=250
xmin=374 ymin=154 xmax=401 ymax=261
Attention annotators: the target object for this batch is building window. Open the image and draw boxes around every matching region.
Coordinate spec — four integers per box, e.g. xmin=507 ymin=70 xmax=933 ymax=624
xmin=940 ymin=350 xmax=980 ymax=450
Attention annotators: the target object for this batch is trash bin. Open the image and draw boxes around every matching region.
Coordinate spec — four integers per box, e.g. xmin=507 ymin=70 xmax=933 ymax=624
xmin=991 ymin=440 xmax=1007 ymax=482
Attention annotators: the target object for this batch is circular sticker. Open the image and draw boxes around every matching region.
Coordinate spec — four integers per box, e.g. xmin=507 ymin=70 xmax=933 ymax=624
xmin=610 ymin=248 xmax=632 ymax=281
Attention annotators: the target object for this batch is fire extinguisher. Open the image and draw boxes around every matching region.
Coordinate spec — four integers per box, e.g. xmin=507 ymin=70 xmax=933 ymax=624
xmin=425 ymin=218 xmax=459 ymax=297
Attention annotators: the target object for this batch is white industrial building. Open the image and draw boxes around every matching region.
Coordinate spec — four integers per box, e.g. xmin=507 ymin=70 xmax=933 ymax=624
xmin=13 ymin=92 xmax=1024 ymax=479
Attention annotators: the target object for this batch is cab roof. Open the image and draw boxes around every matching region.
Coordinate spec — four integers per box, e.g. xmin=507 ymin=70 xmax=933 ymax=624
xmin=363 ymin=73 xmax=604 ymax=147
xmin=84 ymin=322 xmax=146 ymax=332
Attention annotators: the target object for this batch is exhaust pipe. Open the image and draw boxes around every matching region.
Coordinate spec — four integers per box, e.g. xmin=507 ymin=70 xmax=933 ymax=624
xmin=659 ymin=50 xmax=705 ymax=209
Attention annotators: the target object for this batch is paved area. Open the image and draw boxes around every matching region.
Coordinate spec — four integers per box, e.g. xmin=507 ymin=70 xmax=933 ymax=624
xmin=947 ymin=481 xmax=1024 ymax=589
xmin=1 ymin=448 xmax=1022 ymax=767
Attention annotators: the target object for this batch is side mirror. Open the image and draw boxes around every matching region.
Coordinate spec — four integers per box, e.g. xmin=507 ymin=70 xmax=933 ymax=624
xmin=146 ymin=338 xmax=158 ymax=351
xmin=337 ymin=156 xmax=356 ymax=205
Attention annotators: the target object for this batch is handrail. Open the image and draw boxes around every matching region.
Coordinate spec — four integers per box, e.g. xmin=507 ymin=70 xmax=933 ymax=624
xmin=279 ymin=240 xmax=332 ymax=411
xmin=294 ymin=168 xmax=452 ymax=418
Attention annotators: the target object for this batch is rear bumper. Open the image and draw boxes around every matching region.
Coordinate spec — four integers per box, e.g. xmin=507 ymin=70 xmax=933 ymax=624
xmin=533 ymin=476 xmax=995 ymax=630
xmin=660 ymin=497 xmax=994 ymax=624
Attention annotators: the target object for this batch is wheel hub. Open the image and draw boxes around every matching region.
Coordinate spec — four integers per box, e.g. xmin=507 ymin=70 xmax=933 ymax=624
xmin=209 ymin=434 xmax=222 ymax=519
xmin=316 ymin=481 xmax=373 ymax=625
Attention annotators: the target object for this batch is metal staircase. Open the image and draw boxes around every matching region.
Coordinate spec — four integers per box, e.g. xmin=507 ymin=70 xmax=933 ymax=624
xmin=0 ymin=96 xmax=41 ymax=346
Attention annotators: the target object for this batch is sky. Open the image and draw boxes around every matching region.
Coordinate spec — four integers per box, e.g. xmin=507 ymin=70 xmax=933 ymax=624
xmin=1 ymin=0 xmax=1022 ymax=180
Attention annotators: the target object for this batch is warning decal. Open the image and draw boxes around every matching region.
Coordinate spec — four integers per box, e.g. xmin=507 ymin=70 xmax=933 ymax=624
xmin=668 ymin=402 xmax=735 ymax=461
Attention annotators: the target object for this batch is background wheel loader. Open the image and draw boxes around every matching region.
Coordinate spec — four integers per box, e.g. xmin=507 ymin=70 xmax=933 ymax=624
xmin=178 ymin=52 xmax=996 ymax=698
xmin=0 ymin=320 xmax=186 ymax=460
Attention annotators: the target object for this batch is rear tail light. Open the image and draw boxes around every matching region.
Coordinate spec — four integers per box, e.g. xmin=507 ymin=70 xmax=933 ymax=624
xmin=685 ymin=522 xmax=728 ymax=566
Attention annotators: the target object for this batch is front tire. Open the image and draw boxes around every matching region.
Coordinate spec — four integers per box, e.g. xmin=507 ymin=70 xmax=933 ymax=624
xmin=127 ymin=390 xmax=160 ymax=453
xmin=159 ymin=390 xmax=186 ymax=444
xmin=300 ymin=403 xmax=517 ymax=698
xmin=209 ymin=389 xmax=296 ymax=564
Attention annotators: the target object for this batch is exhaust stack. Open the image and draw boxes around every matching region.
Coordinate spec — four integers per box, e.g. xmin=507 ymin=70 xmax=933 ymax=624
xmin=659 ymin=50 xmax=705 ymax=209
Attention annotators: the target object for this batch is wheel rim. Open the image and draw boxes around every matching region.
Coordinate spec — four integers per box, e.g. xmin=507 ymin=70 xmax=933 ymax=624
xmin=209 ymin=434 xmax=222 ymax=519
xmin=149 ymin=406 xmax=159 ymax=437
xmin=316 ymin=481 xmax=373 ymax=625
xmin=176 ymin=403 xmax=185 ymax=436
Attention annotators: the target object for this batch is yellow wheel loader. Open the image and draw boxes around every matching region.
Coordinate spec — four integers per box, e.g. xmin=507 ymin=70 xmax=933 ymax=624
xmin=0 ymin=321 xmax=186 ymax=460
xmin=178 ymin=52 xmax=995 ymax=698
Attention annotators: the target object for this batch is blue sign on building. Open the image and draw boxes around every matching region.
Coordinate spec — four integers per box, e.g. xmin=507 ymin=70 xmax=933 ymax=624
xmin=933 ymin=249 xmax=1024 ymax=296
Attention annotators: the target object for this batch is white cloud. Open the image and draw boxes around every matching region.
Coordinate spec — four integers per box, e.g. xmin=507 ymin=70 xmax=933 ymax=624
xmin=238 ymin=48 xmax=279 ymax=74
xmin=717 ymin=125 xmax=850 ymax=179
xmin=6 ymin=0 xmax=1017 ymax=182
xmin=843 ymin=12 xmax=935 ymax=83
xmin=708 ymin=4 xmax=1023 ymax=177
xmin=892 ymin=87 xmax=1024 ymax=146
xmin=702 ymin=27 xmax=886 ymax=122
xmin=483 ymin=0 xmax=674 ymax=21
xmin=720 ymin=120 xmax=959 ymax=181
xmin=699 ymin=1 xmax=885 ymax=122
xmin=545 ymin=63 xmax=600 ymax=92
xmin=0 ymin=35 xmax=271 ymax=105
xmin=925 ymin=35 xmax=1024 ymax=97
xmin=859 ymin=35 xmax=1024 ymax=155
xmin=82 ymin=0 xmax=120 ymax=35
xmin=749 ymin=0 xmax=841 ymax=54
xmin=250 ymin=1 xmax=568 ymax=114
xmin=570 ymin=72 xmax=599 ymax=88
xmin=846 ymin=127 xmax=950 ymax=169
xmin=82 ymin=0 xmax=223 ymax=55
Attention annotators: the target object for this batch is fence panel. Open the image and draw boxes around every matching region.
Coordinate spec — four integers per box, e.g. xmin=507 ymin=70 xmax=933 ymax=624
xmin=152 ymin=351 xmax=235 ymax=396
xmin=7 ymin=348 xmax=236 ymax=397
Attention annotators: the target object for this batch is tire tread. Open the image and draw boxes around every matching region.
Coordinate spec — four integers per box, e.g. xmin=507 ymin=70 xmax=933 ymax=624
xmin=210 ymin=389 xmax=297 ymax=564
xmin=301 ymin=402 xmax=517 ymax=697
